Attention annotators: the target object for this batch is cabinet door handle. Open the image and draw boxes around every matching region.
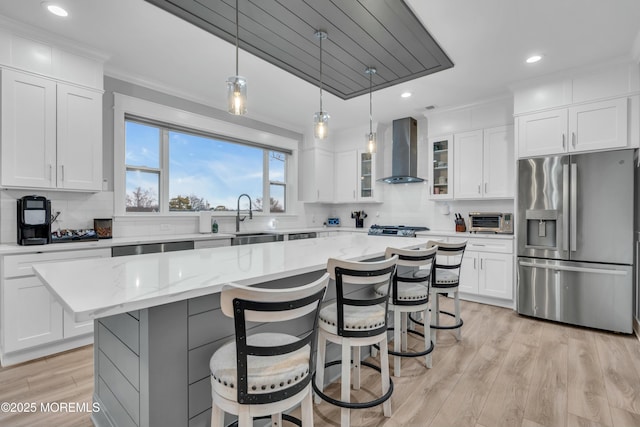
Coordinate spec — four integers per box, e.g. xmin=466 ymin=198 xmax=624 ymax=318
xmin=480 ymin=258 xmax=483 ymax=269
xmin=572 ymin=132 xmax=576 ymax=148
xmin=429 ymin=185 xmax=432 ymax=195
xmin=353 ymin=190 xmax=356 ymax=199
xmin=477 ymin=185 xmax=481 ymax=194
xmin=49 ymin=164 xmax=52 ymax=182
xmin=61 ymin=165 xmax=65 ymax=182
xmin=484 ymin=182 xmax=488 ymax=193
xmin=473 ymin=258 xmax=477 ymax=269
xmin=562 ymin=133 xmax=566 ymax=149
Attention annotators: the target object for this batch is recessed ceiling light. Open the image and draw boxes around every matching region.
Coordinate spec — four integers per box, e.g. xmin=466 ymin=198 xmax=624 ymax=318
xmin=401 ymin=92 xmax=412 ymax=98
xmin=42 ymin=2 xmax=68 ymax=17
xmin=526 ymin=55 xmax=542 ymax=64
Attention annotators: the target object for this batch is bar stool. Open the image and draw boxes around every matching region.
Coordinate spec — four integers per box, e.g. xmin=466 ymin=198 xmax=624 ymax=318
xmin=209 ymin=273 xmax=330 ymax=427
xmin=373 ymin=245 xmax=437 ymax=377
xmin=313 ymin=256 xmax=398 ymax=427
xmin=427 ymin=240 xmax=467 ymax=344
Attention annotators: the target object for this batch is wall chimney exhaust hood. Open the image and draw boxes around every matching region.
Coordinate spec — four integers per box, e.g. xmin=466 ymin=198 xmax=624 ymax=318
xmin=379 ymin=117 xmax=424 ymax=184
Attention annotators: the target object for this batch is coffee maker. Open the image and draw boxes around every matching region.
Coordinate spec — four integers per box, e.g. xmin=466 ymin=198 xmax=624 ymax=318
xmin=17 ymin=195 xmax=51 ymax=245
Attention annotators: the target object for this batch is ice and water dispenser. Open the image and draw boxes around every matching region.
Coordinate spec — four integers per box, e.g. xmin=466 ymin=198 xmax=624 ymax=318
xmin=525 ymin=209 xmax=558 ymax=249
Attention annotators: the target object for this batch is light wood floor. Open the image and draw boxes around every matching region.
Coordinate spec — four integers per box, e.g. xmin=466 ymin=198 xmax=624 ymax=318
xmin=2 ymin=299 xmax=640 ymax=427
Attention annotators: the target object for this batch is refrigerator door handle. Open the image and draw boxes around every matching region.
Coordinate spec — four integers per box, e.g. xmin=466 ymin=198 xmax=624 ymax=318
xmin=519 ymin=261 xmax=628 ymax=276
xmin=562 ymin=164 xmax=570 ymax=251
xmin=570 ymin=163 xmax=577 ymax=251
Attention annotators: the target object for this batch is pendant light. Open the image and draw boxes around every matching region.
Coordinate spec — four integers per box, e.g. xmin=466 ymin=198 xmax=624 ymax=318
xmin=227 ymin=0 xmax=246 ymax=115
xmin=365 ymin=67 xmax=377 ymax=153
xmin=313 ymin=30 xmax=329 ymax=140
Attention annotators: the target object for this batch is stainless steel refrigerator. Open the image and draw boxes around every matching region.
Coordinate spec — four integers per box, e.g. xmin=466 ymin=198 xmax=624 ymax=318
xmin=517 ymin=149 xmax=634 ymax=333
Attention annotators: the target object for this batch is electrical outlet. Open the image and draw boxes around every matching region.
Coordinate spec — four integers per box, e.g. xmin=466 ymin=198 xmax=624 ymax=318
xmin=312 ymin=215 xmax=316 ymax=223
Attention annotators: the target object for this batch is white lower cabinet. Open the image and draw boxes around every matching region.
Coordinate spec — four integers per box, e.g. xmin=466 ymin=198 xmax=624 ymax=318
xmin=4 ymin=277 xmax=64 ymax=351
xmin=1 ymin=248 xmax=110 ymax=362
xmin=460 ymin=251 xmax=513 ymax=300
xmin=430 ymin=235 xmax=514 ymax=303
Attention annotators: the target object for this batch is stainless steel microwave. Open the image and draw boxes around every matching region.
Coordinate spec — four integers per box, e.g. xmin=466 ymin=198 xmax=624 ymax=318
xmin=468 ymin=212 xmax=513 ymax=234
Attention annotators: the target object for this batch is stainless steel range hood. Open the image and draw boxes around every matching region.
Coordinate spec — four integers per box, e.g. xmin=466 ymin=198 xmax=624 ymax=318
xmin=379 ymin=117 xmax=424 ymax=184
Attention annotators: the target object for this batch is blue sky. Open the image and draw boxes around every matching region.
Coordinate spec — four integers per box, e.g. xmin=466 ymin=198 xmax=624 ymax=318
xmin=125 ymin=121 xmax=284 ymax=210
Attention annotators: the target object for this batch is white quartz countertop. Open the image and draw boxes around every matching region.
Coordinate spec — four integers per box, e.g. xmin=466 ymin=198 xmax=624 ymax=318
xmin=34 ymin=234 xmax=431 ymax=322
xmin=416 ymin=230 xmax=515 ymax=240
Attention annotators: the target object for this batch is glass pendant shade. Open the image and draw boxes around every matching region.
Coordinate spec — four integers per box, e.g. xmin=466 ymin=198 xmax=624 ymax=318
xmin=366 ymin=131 xmax=377 ymax=154
xmin=227 ymin=76 xmax=247 ymax=115
xmin=314 ymin=111 xmax=330 ymax=139
xmin=227 ymin=0 xmax=246 ymax=116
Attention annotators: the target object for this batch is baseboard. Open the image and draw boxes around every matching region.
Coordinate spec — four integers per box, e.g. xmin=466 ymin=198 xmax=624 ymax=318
xmin=634 ymin=317 xmax=640 ymax=340
xmin=0 ymin=334 xmax=93 ymax=367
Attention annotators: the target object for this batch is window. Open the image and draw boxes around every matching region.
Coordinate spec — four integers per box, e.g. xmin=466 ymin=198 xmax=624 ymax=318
xmin=124 ymin=118 xmax=288 ymax=214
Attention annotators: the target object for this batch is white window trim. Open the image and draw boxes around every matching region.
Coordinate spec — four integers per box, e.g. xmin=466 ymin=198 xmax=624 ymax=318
xmin=113 ymin=93 xmax=299 ymax=216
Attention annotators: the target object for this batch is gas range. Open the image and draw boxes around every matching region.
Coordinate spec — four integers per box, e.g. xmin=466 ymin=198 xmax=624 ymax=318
xmin=368 ymin=225 xmax=430 ymax=237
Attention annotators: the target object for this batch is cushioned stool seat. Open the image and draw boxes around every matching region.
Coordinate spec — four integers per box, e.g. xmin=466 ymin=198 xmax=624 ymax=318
xmin=375 ymin=280 xmax=430 ymax=301
xmin=319 ymin=303 xmax=385 ymax=333
xmin=433 ymin=269 xmax=459 ymax=287
xmin=210 ymin=332 xmax=310 ymax=401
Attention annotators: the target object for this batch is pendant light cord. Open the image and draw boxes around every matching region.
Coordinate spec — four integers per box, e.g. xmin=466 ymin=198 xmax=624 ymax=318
xmin=369 ymin=69 xmax=373 ymax=134
xmin=235 ymin=0 xmax=239 ymax=76
xmin=319 ymin=33 xmax=323 ymax=113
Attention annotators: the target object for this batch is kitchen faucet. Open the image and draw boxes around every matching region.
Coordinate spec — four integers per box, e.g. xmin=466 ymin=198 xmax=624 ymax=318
xmin=236 ymin=193 xmax=253 ymax=232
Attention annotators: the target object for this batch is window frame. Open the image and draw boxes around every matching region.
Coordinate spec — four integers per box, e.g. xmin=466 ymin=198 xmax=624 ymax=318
xmin=114 ymin=93 xmax=298 ymax=217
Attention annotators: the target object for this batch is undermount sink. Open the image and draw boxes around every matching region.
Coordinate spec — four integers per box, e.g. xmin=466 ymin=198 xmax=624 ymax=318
xmin=231 ymin=233 xmax=284 ymax=246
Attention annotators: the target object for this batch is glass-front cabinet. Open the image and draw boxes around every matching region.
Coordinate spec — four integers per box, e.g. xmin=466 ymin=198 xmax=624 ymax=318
xmin=357 ymin=149 xmax=377 ymax=201
xmin=429 ymin=135 xmax=453 ymax=200
xmin=359 ymin=150 xmax=373 ymax=198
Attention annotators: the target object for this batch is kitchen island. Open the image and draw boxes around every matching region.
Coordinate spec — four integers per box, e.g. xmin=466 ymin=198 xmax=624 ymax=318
xmin=34 ymin=234 xmax=431 ymax=427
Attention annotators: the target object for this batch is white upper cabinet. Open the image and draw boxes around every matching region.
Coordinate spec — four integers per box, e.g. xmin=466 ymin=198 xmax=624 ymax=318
xmin=56 ymin=83 xmax=103 ymax=190
xmin=453 ymin=130 xmax=483 ymax=199
xmin=1 ymin=69 xmax=103 ymax=191
xmin=1 ymin=69 xmax=57 ymax=188
xmin=568 ymin=98 xmax=627 ymax=153
xmin=514 ymin=62 xmax=638 ymax=158
xmin=517 ymin=98 xmax=628 ymax=158
xmin=517 ymin=109 xmax=568 ymax=157
xmin=453 ymin=125 xmax=514 ymax=200
xmin=334 ymin=150 xmax=358 ymax=202
xmin=300 ymin=148 xmax=334 ymax=202
xmin=483 ymin=125 xmax=514 ymax=198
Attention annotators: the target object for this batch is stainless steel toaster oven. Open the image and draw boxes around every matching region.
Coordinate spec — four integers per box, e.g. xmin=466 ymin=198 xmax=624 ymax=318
xmin=468 ymin=212 xmax=513 ymax=234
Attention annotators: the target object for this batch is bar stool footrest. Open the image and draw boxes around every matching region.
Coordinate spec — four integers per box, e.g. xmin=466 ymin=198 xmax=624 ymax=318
xmin=312 ymin=360 xmax=393 ymax=409
xmin=228 ymin=413 xmax=301 ymax=426
xmin=373 ymin=328 xmax=434 ymax=357
xmin=430 ymin=309 xmax=464 ymax=330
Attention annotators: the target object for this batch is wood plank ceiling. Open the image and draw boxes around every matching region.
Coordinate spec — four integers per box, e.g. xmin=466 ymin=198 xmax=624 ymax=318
xmin=144 ymin=0 xmax=454 ymax=99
